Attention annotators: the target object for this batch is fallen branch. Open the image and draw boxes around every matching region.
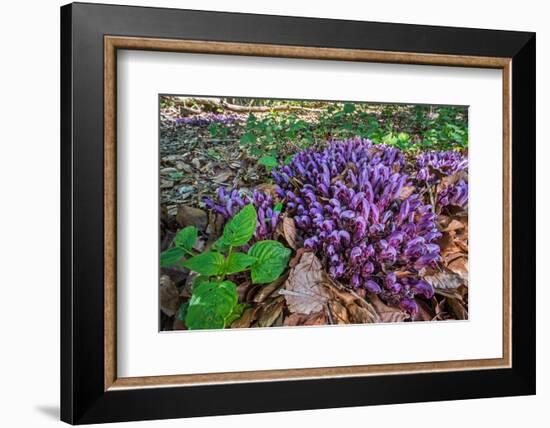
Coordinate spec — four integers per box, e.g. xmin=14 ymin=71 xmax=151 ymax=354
xmin=219 ymin=100 xmax=322 ymax=113
xmin=184 ymin=97 xmax=322 ymax=113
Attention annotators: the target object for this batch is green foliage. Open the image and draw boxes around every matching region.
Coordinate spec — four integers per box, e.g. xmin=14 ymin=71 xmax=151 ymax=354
xmin=185 ymin=281 xmax=239 ymax=330
xmin=181 ymin=251 xmax=226 ymax=276
xmin=169 ymin=171 xmax=184 ymax=181
xmin=273 ymin=202 xmax=284 ymax=213
xmin=220 ymin=204 xmax=257 ymax=247
xmin=258 ymin=156 xmax=278 ymax=169
xmin=207 ymin=122 xmax=230 ymax=139
xmin=225 ymin=252 xmax=257 ymax=275
xmin=236 ymin=103 xmax=467 ymax=163
xmin=174 ymin=226 xmax=197 ymax=252
xmin=160 ymin=225 xmax=198 ymax=267
xmin=248 ymin=240 xmax=292 ymax=284
xmin=160 ymin=247 xmax=185 ymax=267
xmin=164 ymin=204 xmax=291 ymax=330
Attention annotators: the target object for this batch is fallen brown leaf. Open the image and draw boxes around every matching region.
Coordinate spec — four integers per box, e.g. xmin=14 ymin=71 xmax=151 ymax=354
xmin=257 ymin=297 xmax=285 ymax=327
xmin=289 ymin=248 xmax=309 ymax=268
xmin=347 ymin=304 xmax=380 ymax=324
xmin=329 ymin=301 xmax=349 ymax=324
xmin=447 ymin=297 xmax=468 ymax=320
xmin=443 ymin=219 xmax=465 ymax=232
xmin=284 ymin=311 xmax=327 ymax=326
xmin=212 ymin=170 xmax=233 ymax=184
xmin=160 ymin=275 xmax=180 ymax=317
xmin=255 ymin=183 xmax=278 ymax=197
xmin=253 ymin=273 xmax=288 ymax=303
xmin=282 ymin=217 xmax=299 ymax=250
xmin=231 ymin=307 xmax=259 ymax=329
xmin=281 ymin=252 xmax=330 ymax=314
xmin=447 ymin=256 xmax=469 ymax=281
xmin=368 ymin=294 xmax=408 ymax=323
xmin=424 ymin=269 xmax=465 ymax=300
xmin=410 ymin=298 xmax=435 ymax=322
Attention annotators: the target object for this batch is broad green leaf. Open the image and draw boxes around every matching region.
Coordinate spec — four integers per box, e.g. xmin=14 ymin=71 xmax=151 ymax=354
xmin=248 ymin=240 xmax=291 ymax=284
xmin=221 ymin=204 xmax=257 ymax=247
xmin=174 ymin=226 xmax=197 ymax=251
xmin=160 ymin=247 xmax=185 ymax=267
xmin=181 ymin=251 xmax=225 ymax=276
xmin=185 ymin=281 xmax=238 ymax=330
xmin=225 ymin=303 xmax=246 ymax=326
xmin=225 ymin=252 xmax=257 ymax=275
xmin=258 ymin=156 xmax=278 ymax=168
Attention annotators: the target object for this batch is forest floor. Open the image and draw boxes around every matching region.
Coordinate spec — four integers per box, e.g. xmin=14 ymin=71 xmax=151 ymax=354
xmin=159 ymin=99 xmax=469 ymax=331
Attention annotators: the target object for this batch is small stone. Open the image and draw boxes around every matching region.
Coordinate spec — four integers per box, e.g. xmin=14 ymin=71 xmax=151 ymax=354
xmin=176 ymin=206 xmax=208 ymax=231
xmin=191 ymin=158 xmax=201 ymax=169
xmin=160 ymin=180 xmax=174 ymax=189
xmin=178 ymin=185 xmax=194 ymax=195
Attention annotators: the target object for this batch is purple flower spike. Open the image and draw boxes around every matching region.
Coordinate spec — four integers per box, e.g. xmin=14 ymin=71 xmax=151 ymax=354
xmin=410 ymin=280 xmax=435 ymax=299
xmin=365 ymin=280 xmax=382 ymax=294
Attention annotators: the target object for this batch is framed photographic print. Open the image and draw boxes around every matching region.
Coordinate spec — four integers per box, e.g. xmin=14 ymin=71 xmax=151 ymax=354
xmin=61 ymin=2 xmax=536 ymax=424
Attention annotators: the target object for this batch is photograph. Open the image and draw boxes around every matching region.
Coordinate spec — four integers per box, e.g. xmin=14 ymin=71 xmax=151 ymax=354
xmin=159 ymin=96 xmax=469 ymax=330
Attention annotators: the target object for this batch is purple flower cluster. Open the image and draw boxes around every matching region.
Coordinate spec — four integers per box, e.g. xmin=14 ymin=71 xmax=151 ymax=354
xmin=416 ymin=150 xmax=468 ymax=181
xmin=174 ymin=113 xmax=243 ymax=127
xmin=416 ymin=151 xmax=469 ymax=209
xmin=204 ymin=187 xmax=281 ymax=241
xmin=273 ymin=138 xmax=439 ymax=314
xmin=438 ymin=180 xmax=468 ymax=208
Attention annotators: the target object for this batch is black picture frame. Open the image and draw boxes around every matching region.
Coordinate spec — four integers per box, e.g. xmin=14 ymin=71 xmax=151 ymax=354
xmin=61 ymin=2 xmax=535 ymax=424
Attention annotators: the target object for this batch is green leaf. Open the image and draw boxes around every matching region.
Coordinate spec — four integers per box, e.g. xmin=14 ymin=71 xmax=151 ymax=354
xmin=225 ymin=252 xmax=257 ymax=275
xmin=160 ymin=247 xmax=185 ymax=267
xmin=192 ymin=275 xmax=210 ymax=289
xmin=273 ymin=202 xmax=283 ymax=213
xmin=176 ymin=301 xmax=189 ymax=323
xmin=225 ymin=303 xmax=246 ymax=326
xmin=240 ymin=132 xmax=256 ymax=145
xmin=343 ymin=103 xmax=355 ymax=114
xmin=174 ymin=226 xmax=197 ymax=251
xmin=258 ymin=156 xmax=278 ymax=168
xmin=397 ymin=132 xmax=410 ymax=143
xmin=212 ymin=238 xmax=230 ymax=252
xmin=221 ymin=204 xmax=257 ymax=247
xmin=248 ymin=240 xmax=291 ymax=284
xmin=181 ymin=251 xmax=225 ymax=276
xmin=185 ymin=281 xmax=238 ymax=330
xmin=169 ymin=171 xmax=184 ymax=181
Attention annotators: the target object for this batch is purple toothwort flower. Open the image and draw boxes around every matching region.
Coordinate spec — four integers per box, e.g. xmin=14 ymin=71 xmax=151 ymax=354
xmin=416 ymin=150 xmax=469 ymax=209
xmin=204 ymin=188 xmax=282 ymax=241
xmin=273 ymin=138 xmax=440 ymax=313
